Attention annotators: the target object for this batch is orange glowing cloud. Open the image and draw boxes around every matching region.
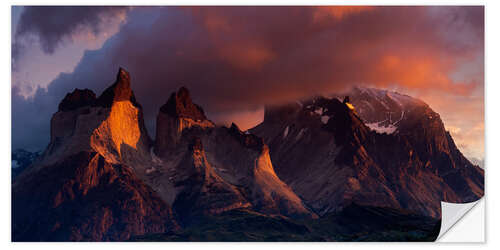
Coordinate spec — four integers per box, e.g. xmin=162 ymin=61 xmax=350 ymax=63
xmin=313 ymin=6 xmax=375 ymax=21
xmin=203 ymin=14 xmax=232 ymax=32
xmin=180 ymin=6 xmax=482 ymax=101
xmin=368 ymin=54 xmax=478 ymax=95
xmin=219 ymin=44 xmax=275 ymax=70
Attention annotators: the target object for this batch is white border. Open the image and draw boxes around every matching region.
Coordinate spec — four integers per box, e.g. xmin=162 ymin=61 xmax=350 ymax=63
xmin=438 ymin=199 xmax=485 ymax=242
xmin=3 ymin=0 xmax=497 ymax=248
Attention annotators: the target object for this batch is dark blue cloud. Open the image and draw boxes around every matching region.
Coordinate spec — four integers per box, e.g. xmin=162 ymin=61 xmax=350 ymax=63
xmin=14 ymin=6 xmax=130 ymax=54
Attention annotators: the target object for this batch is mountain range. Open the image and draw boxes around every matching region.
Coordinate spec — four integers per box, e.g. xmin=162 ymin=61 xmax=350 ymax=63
xmin=12 ymin=68 xmax=483 ymax=241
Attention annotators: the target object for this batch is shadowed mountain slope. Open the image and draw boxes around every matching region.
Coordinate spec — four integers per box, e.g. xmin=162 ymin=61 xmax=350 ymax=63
xmin=251 ymin=89 xmax=483 ymax=217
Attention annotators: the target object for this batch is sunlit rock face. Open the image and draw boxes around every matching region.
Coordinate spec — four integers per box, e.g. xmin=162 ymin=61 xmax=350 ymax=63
xmin=91 ymin=100 xmax=145 ymax=164
xmin=90 ymin=68 xmax=152 ymax=168
xmin=40 ymin=68 xmax=152 ymax=168
xmin=14 ymin=70 xmax=316 ymax=240
xmin=21 ymin=72 xmax=314 ymax=235
xmin=12 ymin=68 xmax=173 ymax=241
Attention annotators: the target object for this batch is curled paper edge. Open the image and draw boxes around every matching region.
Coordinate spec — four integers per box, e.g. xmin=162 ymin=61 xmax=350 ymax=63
xmin=436 ymin=199 xmax=483 ymax=241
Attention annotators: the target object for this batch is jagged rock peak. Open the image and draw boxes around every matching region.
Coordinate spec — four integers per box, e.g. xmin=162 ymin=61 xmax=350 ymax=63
xmin=160 ymin=87 xmax=207 ymax=121
xmin=343 ymin=96 xmax=350 ymax=104
xmin=58 ymin=88 xmax=97 ymax=112
xmin=95 ymin=67 xmax=139 ymax=108
xmin=229 ymin=122 xmax=241 ymax=132
xmin=228 ymin=122 xmax=265 ymax=151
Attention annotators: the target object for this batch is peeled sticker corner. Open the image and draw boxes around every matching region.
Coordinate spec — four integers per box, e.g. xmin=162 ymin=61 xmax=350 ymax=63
xmin=436 ymin=198 xmax=484 ymax=241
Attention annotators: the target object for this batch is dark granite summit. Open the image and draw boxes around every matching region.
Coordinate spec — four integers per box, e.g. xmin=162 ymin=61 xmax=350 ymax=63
xmin=160 ymin=87 xmax=207 ymax=121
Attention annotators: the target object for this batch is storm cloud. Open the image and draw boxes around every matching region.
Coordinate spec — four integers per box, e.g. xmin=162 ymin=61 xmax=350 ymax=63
xmin=11 ymin=6 xmax=484 ymax=157
xmin=14 ymin=6 xmax=130 ymax=54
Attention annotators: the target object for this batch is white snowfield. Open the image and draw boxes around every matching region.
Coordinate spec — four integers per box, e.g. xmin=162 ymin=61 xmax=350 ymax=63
xmin=366 ymin=122 xmax=397 ymax=134
xmin=365 ymin=111 xmax=404 ymax=135
xmin=352 ymin=87 xmax=412 ymax=135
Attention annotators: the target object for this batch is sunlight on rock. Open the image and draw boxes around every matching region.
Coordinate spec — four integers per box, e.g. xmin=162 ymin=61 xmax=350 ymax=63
xmin=91 ymin=101 xmax=141 ymax=162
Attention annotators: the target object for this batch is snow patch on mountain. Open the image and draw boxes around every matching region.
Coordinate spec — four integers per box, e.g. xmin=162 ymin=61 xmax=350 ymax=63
xmin=394 ymin=111 xmax=405 ymax=125
xmin=321 ymin=116 xmax=330 ymax=124
xmin=366 ymin=122 xmax=397 ymax=134
xmin=283 ymin=126 xmax=290 ymax=138
xmin=314 ymin=107 xmax=324 ymax=115
xmin=296 ymin=128 xmax=306 ymax=140
xmin=145 ymin=167 xmax=156 ymax=174
xmin=150 ymin=147 xmax=163 ymax=164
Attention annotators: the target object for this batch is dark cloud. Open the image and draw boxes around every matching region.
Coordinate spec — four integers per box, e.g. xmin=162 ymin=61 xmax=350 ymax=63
xmin=14 ymin=6 xmax=129 ymax=54
xmin=12 ymin=86 xmax=54 ymax=152
xmin=11 ymin=6 xmax=484 ymax=152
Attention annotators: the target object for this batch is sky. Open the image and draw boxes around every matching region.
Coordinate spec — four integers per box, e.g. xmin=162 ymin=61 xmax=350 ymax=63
xmin=11 ymin=6 xmax=484 ymax=162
